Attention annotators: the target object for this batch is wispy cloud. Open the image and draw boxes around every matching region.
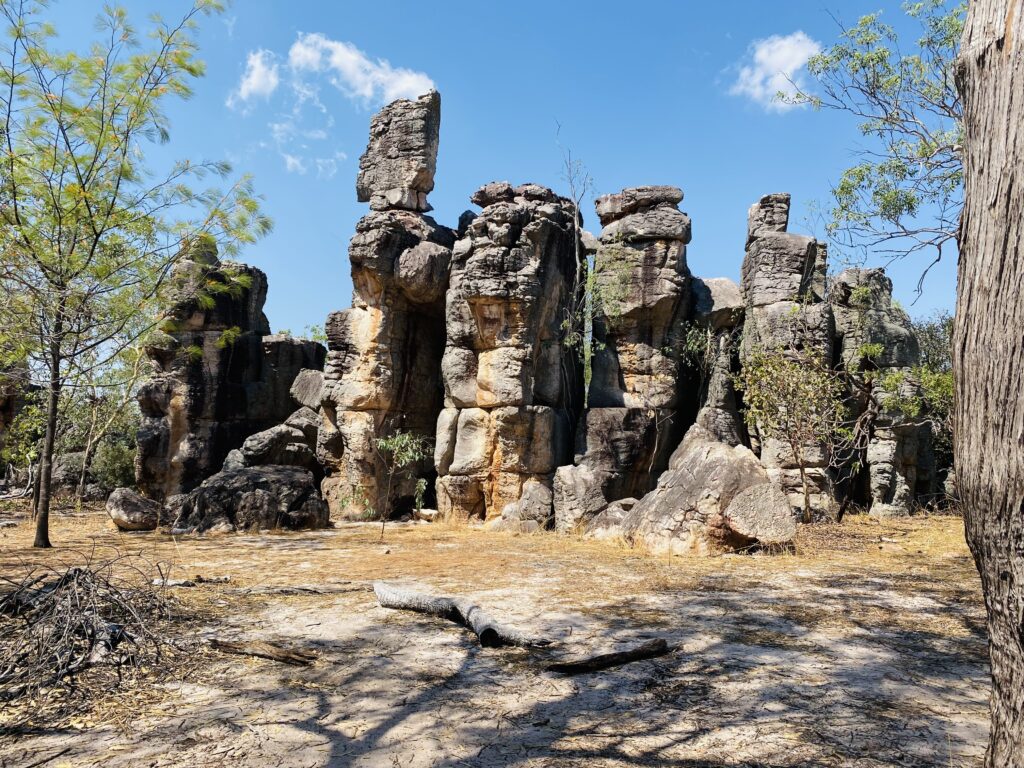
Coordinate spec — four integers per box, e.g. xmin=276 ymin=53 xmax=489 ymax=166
xmin=287 ymin=33 xmax=434 ymax=104
xmin=227 ymin=35 xmax=433 ymax=177
xmin=730 ymin=31 xmax=821 ymax=113
xmin=226 ymin=49 xmax=280 ymax=110
xmin=282 ymin=153 xmax=307 ymax=175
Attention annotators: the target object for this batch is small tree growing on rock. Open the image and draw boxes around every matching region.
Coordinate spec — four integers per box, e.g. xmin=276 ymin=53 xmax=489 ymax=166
xmin=735 ymin=349 xmax=847 ymax=522
xmin=374 ymin=430 xmax=431 ymax=539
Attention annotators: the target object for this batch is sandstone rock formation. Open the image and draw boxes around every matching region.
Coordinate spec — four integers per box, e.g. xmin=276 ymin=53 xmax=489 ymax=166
xmin=135 ymin=241 xmax=325 ymax=500
xmin=740 ymin=193 xmax=835 ymax=516
xmin=831 ymin=268 xmax=929 ymax=517
xmin=106 ymin=488 xmax=162 ymax=531
xmin=613 ymin=422 xmax=796 ymax=554
xmin=691 ymin=276 xmax=745 ymax=446
xmin=434 ymin=181 xmax=582 ymax=523
xmin=357 ymin=91 xmax=439 ymax=213
xmin=320 ymin=91 xmax=454 ymax=519
xmin=554 ymin=186 xmax=692 ymax=532
xmin=224 ymin=406 xmax=321 ymax=477
xmin=171 ymin=465 xmax=329 ymax=533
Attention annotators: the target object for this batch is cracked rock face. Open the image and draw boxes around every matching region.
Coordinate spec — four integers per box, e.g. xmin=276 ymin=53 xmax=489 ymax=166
xmin=356 ymin=91 xmax=440 ymax=213
xmin=831 ymin=268 xmax=930 ymax=517
xmin=171 ymin=465 xmax=329 ymax=533
xmin=616 ymin=423 xmax=797 ymax=554
xmin=554 ymin=186 xmax=693 ymax=533
xmin=434 ymin=182 xmax=582 ymax=522
xmin=739 ymin=194 xmax=835 ymax=517
xmin=135 ymin=247 xmax=325 ymax=501
xmin=320 ymin=95 xmax=454 ymax=520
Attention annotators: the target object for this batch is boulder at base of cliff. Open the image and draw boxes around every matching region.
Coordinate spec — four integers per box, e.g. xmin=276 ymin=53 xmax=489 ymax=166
xmin=172 ymin=466 xmax=330 ymax=533
xmin=106 ymin=488 xmax=163 ymax=531
xmin=617 ymin=423 xmax=797 ymax=554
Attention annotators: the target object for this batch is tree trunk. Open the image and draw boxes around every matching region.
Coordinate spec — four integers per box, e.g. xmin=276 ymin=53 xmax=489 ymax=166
xmin=33 ymin=347 xmax=60 ymax=549
xmin=954 ymin=2 xmax=1024 ymax=764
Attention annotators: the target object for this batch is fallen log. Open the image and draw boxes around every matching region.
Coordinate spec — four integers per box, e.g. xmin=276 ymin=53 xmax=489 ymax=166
xmin=209 ymin=639 xmax=318 ymax=666
xmin=547 ymin=638 xmax=672 ymax=675
xmin=373 ymin=582 xmax=549 ymax=648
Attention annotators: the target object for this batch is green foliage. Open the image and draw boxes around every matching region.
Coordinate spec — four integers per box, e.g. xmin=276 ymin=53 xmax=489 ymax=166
xmin=0 ymin=1 xmax=271 ymax=543
xmin=414 ymin=478 xmax=428 ymax=516
xmin=735 ymin=349 xmax=847 ymax=520
xmin=786 ymin=1 xmax=964 ymax=273
xmin=910 ymin=310 xmax=953 ymax=371
xmin=215 ymin=326 xmax=242 ymax=349
xmin=375 ymin=431 xmax=432 ymax=475
xmin=374 ymin=429 xmax=432 ymax=533
xmin=849 ymin=284 xmax=875 ymax=309
xmin=91 ymin=439 xmax=136 ymax=490
xmin=303 ymin=324 xmax=328 ymax=344
xmin=857 ymin=342 xmax=885 ymax=364
xmin=1 ymin=390 xmax=43 ymax=466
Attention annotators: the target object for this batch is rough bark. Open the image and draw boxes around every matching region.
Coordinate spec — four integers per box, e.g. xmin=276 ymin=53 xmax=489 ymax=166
xmin=954 ymin=2 xmax=1024 ymax=764
xmin=33 ymin=342 xmax=60 ymax=549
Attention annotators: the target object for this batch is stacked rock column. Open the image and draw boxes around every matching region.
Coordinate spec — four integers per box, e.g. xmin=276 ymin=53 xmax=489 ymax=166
xmin=318 ymin=91 xmax=455 ymax=519
xmin=434 ymin=182 xmax=582 ymax=523
xmin=553 ymin=186 xmax=693 ymax=532
xmin=739 ymin=193 xmax=835 ymax=516
xmin=831 ymin=268 xmax=929 ymax=516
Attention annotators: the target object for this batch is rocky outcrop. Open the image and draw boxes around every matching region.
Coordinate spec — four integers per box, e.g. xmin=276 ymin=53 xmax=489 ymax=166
xmin=135 ymin=241 xmax=325 ymax=500
xmin=434 ymin=182 xmax=582 ymax=523
xmin=320 ymin=93 xmax=454 ymax=520
xmin=357 ymin=91 xmax=439 ymax=213
xmin=615 ymin=423 xmax=796 ymax=554
xmin=224 ymin=406 xmax=321 ymax=476
xmin=831 ymin=268 xmax=929 ymax=517
xmin=106 ymin=488 xmax=162 ymax=531
xmin=171 ymin=465 xmax=329 ymax=533
xmin=740 ymin=194 xmax=835 ymax=516
xmin=554 ymin=186 xmax=692 ymax=532
xmin=691 ymin=277 xmax=745 ymax=446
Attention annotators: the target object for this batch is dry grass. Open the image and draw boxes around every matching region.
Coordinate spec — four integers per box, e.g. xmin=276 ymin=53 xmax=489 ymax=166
xmin=0 ymin=502 xmax=986 ymax=767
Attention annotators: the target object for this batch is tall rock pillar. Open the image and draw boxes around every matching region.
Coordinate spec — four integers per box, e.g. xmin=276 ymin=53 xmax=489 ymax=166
xmin=319 ymin=91 xmax=455 ymax=518
xmin=553 ymin=186 xmax=693 ymax=532
xmin=434 ymin=182 xmax=582 ymax=523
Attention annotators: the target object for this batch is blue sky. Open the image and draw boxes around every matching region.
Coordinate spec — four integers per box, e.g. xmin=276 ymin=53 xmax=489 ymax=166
xmin=57 ymin=1 xmax=958 ymax=333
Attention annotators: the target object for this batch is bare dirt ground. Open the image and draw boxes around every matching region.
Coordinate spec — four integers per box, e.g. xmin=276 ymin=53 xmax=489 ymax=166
xmin=0 ymin=506 xmax=989 ymax=767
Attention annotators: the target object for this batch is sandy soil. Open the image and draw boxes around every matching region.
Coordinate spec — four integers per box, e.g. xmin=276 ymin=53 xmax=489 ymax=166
xmin=0 ymin=508 xmax=989 ymax=767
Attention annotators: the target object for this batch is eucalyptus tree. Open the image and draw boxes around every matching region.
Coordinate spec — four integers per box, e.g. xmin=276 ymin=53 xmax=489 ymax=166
xmin=788 ymin=0 xmax=965 ymax=286
xmin=955 ymin=0 xmax=1024 ymax=762
xmin=0 ymin=0 xmax=271 ymax=547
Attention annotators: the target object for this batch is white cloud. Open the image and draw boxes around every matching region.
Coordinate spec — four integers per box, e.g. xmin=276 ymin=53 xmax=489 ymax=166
xmin=227 ymin=35 xmax=431 ymax=178
xmin=315 ymin=151 xmax=348 ymax=179
xmin=227 ymin=49 xmax=280 ymax=110
xmin=288 ymin=32 xmax=434 ymax=103
xmin=282 ymin=153 xmax=307 ymax=174
xmin=730 ymin=31 xmax=821 ymax=112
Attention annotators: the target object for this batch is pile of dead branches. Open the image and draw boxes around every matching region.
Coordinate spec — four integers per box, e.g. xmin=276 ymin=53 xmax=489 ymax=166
xmin=0 ymin=555 xmax=172 ymax=704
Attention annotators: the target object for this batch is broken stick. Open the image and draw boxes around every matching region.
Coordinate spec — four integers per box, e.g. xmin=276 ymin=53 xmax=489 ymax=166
xmin=209 ymin=639 xmax=318 ymax=666
xmin=547 ymin=638 xmax=672 ymax=674
xmin=373 ymin=582 xmax=549 ymax=648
